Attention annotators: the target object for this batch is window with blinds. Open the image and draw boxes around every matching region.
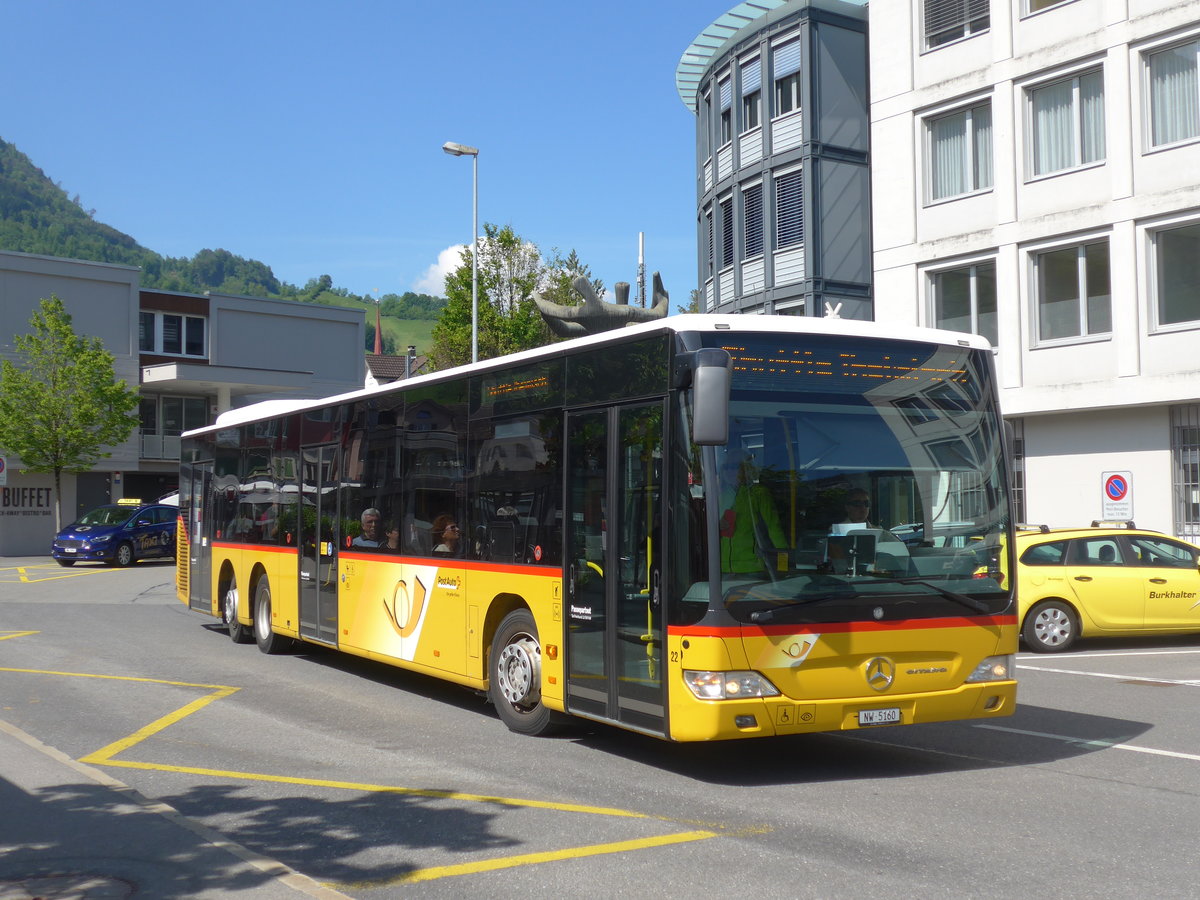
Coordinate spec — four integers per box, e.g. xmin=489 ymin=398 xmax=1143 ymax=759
xmin=773 ymin=38 xmax=801 ymax=116
xmin=720 ymin=197 xmax=734 ymax=269
xmin=743 ymin=184 xmax=764 ymax=258
xmin=924 ymin=0 xmax=989 ymax=51
xmin=705 ymin=207 xmax=714 ymax=278
xmin=719 ymin=77 xmax=733 ymax=146
xmin=776 ymin=169 xmax=803 ymax=249
xmin=741 ymin=57 xmax=761 ymax=131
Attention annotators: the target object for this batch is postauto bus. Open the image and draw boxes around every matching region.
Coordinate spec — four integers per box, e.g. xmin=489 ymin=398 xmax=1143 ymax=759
xmin=177 ymin=315 xmax=1016 ymax=741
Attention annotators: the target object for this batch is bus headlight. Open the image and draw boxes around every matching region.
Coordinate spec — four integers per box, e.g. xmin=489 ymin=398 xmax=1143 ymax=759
xmin=682 ymin=670 xmax=781 ymax=700
xmin=965 ymin=654 xmax=1014 ymax=683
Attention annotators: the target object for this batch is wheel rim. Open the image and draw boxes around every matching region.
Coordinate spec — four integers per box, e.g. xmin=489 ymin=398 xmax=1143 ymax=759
xmin=496 ymin=632 xmax=541 ymax=709
xmin=255 ymin=591 xmax=271 ymax=642
xmin=1034 ymin=607 xmax=1072 ymax=647
xmin=224 ymin=585 xmax=238 ymax=627
xmin=118 ymin=544 xmax=132 ymax=566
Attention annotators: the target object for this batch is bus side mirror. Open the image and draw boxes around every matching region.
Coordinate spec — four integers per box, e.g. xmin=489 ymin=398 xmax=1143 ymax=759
xmin=676 ymin=349 xmax=731 ymax=446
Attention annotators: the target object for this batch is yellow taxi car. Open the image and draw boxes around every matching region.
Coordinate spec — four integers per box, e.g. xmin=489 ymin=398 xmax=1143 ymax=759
xmin=1006 ymin=523 xmax=1200 ymax=652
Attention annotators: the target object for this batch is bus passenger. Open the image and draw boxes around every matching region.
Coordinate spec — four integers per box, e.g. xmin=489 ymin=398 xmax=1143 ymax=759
xmin=352 ymin=508 xmax=384 ymax=547
xmin=431 ymin=514 xmax=461 ymax=556
xmin=383 ymin=520 xmax=401 ymax=552
xmin=717 ymin=451 xmax=785 ymax=575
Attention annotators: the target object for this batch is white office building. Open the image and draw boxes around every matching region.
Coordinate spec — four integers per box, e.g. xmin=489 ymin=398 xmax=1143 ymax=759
xmin=870 ymin=0 xmax=1200 ymax=536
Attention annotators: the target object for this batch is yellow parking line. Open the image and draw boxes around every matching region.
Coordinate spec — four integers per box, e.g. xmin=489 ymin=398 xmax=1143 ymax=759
xmin=3 ymin=665 xmax=761 ymax=883
xmin=0 ymin=632 xmax=39 ymax=641
xmin=342 ymin=830 xmax=720 ymax=888
xmin=0 ymin=564 xmax=121 ymax=583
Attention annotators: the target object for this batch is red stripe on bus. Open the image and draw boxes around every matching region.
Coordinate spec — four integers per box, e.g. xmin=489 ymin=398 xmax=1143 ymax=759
xmin=669 ymin=614 xmax=1017 ymax=638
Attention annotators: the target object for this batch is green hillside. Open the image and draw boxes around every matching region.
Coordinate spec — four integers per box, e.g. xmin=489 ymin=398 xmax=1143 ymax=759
xmin=0 ymin=136 xmax=445 ymax=354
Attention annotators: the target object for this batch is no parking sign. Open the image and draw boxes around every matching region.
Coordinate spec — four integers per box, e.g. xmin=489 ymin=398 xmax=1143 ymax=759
xmin=1101 ymin=471 xmax=1133 ymax=521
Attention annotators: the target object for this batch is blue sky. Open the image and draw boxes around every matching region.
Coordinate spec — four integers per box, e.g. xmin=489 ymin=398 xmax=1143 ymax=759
xmin=2 ymin=0 xmax=736 ymax=308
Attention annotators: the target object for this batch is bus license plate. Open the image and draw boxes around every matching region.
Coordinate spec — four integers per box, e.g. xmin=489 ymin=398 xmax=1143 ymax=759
xmin=859 ymin=708 xmax=901 ymax=726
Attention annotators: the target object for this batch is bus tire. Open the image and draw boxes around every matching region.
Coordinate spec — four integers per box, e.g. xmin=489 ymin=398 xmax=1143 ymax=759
xmin=490 ymin=609 xmax=557 ymax=736
xmin=224 ymin=574 xmax=252 ymax=644
xmin=1023 ymin=599 xmax=1078 ymax=653
xmin=253 ymin=578 xmax=292 ymax=654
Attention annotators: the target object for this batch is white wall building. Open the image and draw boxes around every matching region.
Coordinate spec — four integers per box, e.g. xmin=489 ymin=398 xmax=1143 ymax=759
xmin=870 ymin=0 xmax=1200 ymax=537
xmin=0 ymin=250 xmax=365 ymax=555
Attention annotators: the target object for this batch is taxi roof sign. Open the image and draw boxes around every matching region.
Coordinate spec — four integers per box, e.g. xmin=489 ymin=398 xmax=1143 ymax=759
xmin=116 ymin=498 xmax=144 ymax=506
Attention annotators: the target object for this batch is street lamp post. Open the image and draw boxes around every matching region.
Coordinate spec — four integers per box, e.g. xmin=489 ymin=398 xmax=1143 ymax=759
xmin=442 ymin=141 xmax=479 ymax=364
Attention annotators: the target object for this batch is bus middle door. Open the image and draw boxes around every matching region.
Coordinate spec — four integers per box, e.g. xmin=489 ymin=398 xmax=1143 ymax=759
xmin=299 ymin=443 xmax=340 ymax=644
xmin=565 ymin=402 xmax=665 ymax=736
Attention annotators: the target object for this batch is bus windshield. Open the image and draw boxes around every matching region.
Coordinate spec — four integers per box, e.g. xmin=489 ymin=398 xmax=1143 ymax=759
xmin=698 ymin=332 xmax=1010 ymax=624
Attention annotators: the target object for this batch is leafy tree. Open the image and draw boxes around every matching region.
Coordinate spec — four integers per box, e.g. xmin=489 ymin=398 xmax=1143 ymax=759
xmin=678 ymin=288 xmax=701 ymax=314
xmin=0 ymin=296 xmax=140 ymax=529
xmin=428 ymin=224 xmax=603 ymax=370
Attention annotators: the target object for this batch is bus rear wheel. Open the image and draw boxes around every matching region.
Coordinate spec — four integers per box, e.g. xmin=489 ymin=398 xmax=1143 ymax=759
xmin=490 ymin=609 xmax=557 ymax=736
xmin=253 ymin=578 xmax=292 ymax=654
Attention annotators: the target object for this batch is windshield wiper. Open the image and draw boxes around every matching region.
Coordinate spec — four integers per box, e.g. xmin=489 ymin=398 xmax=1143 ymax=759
xmin=854 ymin=576 xmax=993 ymax=615
xmin=748 ymin=576 xmax=994 ymax=623
xmin=748 ymin=580 xmax=858 ymax=623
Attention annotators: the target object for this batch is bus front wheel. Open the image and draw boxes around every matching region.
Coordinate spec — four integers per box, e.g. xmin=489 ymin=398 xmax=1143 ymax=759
xmin=224 ymin=574 xmax=252 ymax=644
xmin=490 ymin=609 xmax=556 ymax=736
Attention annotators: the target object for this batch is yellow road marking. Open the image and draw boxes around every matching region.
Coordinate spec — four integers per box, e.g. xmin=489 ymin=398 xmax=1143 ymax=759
xmin=0 ymin=632 xmax=40 ymax=641
xmin=340 ymin=830 xmax=720 ymax=888
xmin=0 ymin=564 xmax=121 ymax=583
xmin=3 ymin=664 xmax=758 ymax=882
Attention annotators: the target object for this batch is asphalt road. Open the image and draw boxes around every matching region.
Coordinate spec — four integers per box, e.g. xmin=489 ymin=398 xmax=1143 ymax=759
xmin=2 ymin=557 xmax=1199 ymax=899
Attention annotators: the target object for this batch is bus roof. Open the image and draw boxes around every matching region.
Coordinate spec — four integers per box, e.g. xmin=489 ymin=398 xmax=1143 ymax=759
xmin=190 ymin=314 xmax=991 ymax=437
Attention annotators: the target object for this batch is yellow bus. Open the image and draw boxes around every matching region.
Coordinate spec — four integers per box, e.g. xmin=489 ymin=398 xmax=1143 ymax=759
xmin=177 ymin=315 xmax=1016 ymax=741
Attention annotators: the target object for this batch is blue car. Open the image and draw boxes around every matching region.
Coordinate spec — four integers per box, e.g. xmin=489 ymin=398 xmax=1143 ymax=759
xmin=51 ymin=501 xmax=178 ymax=567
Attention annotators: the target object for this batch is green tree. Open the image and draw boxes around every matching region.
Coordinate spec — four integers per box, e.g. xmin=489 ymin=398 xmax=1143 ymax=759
xmin=0 ymin=296 xmax=140 ymax=529
xmin=429 ymin=225 xmax=603 ymax=370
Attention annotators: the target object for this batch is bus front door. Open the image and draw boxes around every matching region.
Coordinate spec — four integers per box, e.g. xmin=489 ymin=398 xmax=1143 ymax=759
xmin=565 ymin=402 xmax=665 ymax=736
xmin=299 ymin=444 xmax=339 ymax=644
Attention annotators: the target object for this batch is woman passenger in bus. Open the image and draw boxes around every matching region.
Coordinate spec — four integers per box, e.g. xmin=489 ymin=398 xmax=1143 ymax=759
xmin=431 ymin=514 xmax=461 ymax=556
xmin=383 ymin=520 xmax=401 ymax=552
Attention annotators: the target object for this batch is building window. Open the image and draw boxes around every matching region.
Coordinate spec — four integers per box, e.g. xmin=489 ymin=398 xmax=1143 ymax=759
xmin=1008 ymin=418 xmax=1026 ymax=525
xmin=1025 ymin=0 xmax=1074 ymax=12
xmin=926 ymin=101 xmax=993 ymax=201
xmin=775 ymin=169 xmax=803 ymax=249
xmin=743 ymin=183 xmax=764 ymax=258
xmin=138 ymin=311 xmax=155 ymax=352
xmin=931 ymin=261 xmax=997 ymax=346
xmin=1147 ymin=40 xmax=1200 ymax=148
xmin=141 ymin=311 xmax=206 ymax=358
xmin=1154 ymin=221 xmax=1200 ymax=327
xmin=1033 ymin=239 xmax=1110 ymax=342
xmin=741 ymin=58 xmax=761 ymax=132
xmin=704 ymin=207 xmax=714 ymax=280
xmin=924 ymin=0 xmax=989 ymax=51
xmin=1028 ymin=68 xmax=1105 ymax=177
xmin=1170 ymin=405 xmax=1200 ymax=541
xmin=773 ymin=39 xmax=801 ymax=117
xmin=719 ymin=77 xmax=733 ymax=146
xmin=720 ymin=197 xmax=734 ymax=269
xmin=701 ymin=89 xmax=712 ymax=158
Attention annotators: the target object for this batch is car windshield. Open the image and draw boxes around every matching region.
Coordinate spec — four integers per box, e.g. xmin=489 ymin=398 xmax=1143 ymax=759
xmin=694 ymin=333 xmax=1011 ymax=624
xmin=76 ymin=507 xmax=137 ymax=527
